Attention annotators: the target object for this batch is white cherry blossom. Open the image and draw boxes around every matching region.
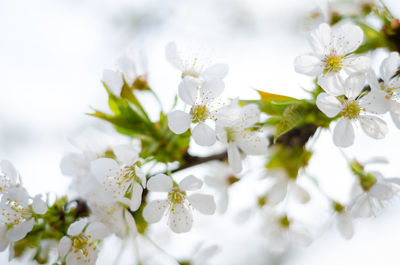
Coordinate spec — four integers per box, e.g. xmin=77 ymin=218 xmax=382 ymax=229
xmin=205 ymin=162 xmax=239 ymax=213
xmin=350 ymin=170 xmax=399 ymax=218
xmin=368 ymin=52 xmax=400 ymax=128
xmin=216 ymin=100 xmax=268 ymax=172
xmin=267 ymin=170 xmax=310 ymax=206
xmin=316 ymin=73 xmax=388 ymax=147
xmin=88 ymin=196 xmax=138 ymax=238
xmin=0 ymin=160 xmax=19 ymax=195
xmin=295 ymin=23 xmax=370 ymax=95
xmin=58 ymin=219 xmax=109 ymax=265
xmin=143 ymin=174 xmax=216 ymax=233
xmin=332 ymin=202 xmax=354 ymax=239
xmin=168 ymin=77 xmax=221 ymax=146
xmin=261 ymin=210 xmax=312 ymax=253
xmin=166 ymin=41 xmax=229 ymax=99
xmin=90 ymin=144 xmax=146 ymax=211
xmin=0 ymin=187 xmax=47 ymax=251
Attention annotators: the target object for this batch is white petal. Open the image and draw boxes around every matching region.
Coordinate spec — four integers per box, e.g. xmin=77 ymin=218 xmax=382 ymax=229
xmin=188 ymin=194 xmax=216 ymax=215
xmin=380 ymin=52 xmax=399 ymax=83
xmin=147 ymin=174 xmax=172 ymax=192
xmin=85 ymin=222 xmax=110 ymax=239
xmin=143 ymin=200 xmax=169 ymax=223
xmin=165 ymin=41 xmax=184 ymax=71
xmin=113 ymin=144 xmax=139 ymax=165
xmin=350 ymin=193 xmax=373 ymax=217
xmin=124 ymin=209 xmax=138 ymax=237
xmin=333 ymin=24 xmax=364 ymax=54
xmin=168 ymin=204 xmax=193 ymax=233
xmin=344 ymin=56 xmax=371 ymax=74
xmin=344 ymin=73 xmax=366 ymax=99
xmin=227 ymin=143 xmax=242 ymax=173
xmin=117 ymin=55 xmax=137 ymax=86
xmin=103 ymin=69 xmax=124 ymax=96
xmin=200 ymin=79 xmax=225 ymax=99
xmin=309 ymin=23 xmax=332 ymax=56
xmin=236 ymin=134 xmax=269 ymax=155
xmin=294 ymin=54 xmax=323 ymax=76
xmin=58 ymin=236 xmax=72 ymax=258
xmin=316 ymin=93 xmax=342 ymax=118
xmin=67 ymin=219 xmax=87 ymax=236
xmin=360 ymin=90 xmax=390 ymax=114
xmin=32 ymin=195 xmax=48 ymax=215
xmin=290 ymin=183 xmax=310 ymax=204
xmin=333 ymin=118 xmax=355 ymax=147
xmin=0 ymin=225 xmax=9 ymax=251
xmin=358 ymin=115 xmax=388 ymax=139
xmin=136 ymin=166 xmax=146 ymax=188
xmin=60 ymin=153 xmax=89 ymax=177
xmin=390 ymin=100 xmax=400 ymax=129
xmin=337 ymin=214 xmax=354 ymax=239
xmin=178 ymin=77 xmax=198 ymax=105
xmin=202 ymin=63 xmax=229 ymax=80
xmin=8 ymin=244 xmax=14 ymax=262
xmin=130 ymin=182 xmax=143 ymax=211
xmin=179 ymin=175 xmax=203 ymax=191
xmin=6 ymin=219 xmax=34 ymax=242
xmin=241 ymin=104 xmax=261 ymax=127
xmin=6 ymin=187 xmax=29 ymax=206
xmin=168 ymin=110 xmax=191 ymax=134
xmin=90 ymin=158 xmax=120 ymax=183
xmin=367 ymin=69 xmax=380 ymax=91
xmin=267 ymin=178 xmax=288 ymax=206
xmin=289 ymin=226 xmax=312 ymax=247
xmin=0 ymin=160 xmax=18 ymax=183
xmin=318 ymin=73 xmax=345 ymax=96
xmin=369 ymin=183 xmax=393 ymax=200
xmin=192 ymin=122 xmax=216 ymax=146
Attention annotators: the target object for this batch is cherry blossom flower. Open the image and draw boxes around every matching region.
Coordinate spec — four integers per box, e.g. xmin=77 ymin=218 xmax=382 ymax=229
xmin=332 ymin=201 xmax=354 ymax=239
xmin=90 ymin=144 xmax=146 ymax=211
xmin=165 ymin=41 xmax=229 ymax=98
xmin=58 ymin=219 xmax=109 ymax=265
xmin=168 ymin=77 xmax=221 ymax=146
xmin=261 ymin=210 xmax=312 ymax=253
xmin=267 ymin=170 xmax=310 ymax=206
xmin=204 ymin=162 xmax=239 ymax=213
xmin=368 ymin=52 xmax=400 ymax=128
xmin=88 ymin=197 xmax=138 ymax=238
xmin=0 ymin=160 xmax=19 ymax=195
xmin=143 ymin=174 xmax=216 ymax=233
xmin=316 ymin=73 xmax=389 ymax=147
xmin=216 ymin=101 xmax=268 ymax=172
xmin=0 ymin=187 xmax=47 ymax=251
xmin=295 ymin=23 xmax=370 ymax=95
xmin=350 ymin=171 xmax=399 ymax=217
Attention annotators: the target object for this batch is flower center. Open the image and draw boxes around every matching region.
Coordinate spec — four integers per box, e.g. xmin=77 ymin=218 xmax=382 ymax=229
xmin=333 ymin=202 xmax=345 ymax=213
xmin=72 ymin=235 xmax=97 ymax=263
xmin=341 ymin=100 xmax=361 ymax=119
xmin=323 ymin=55 xmax=344 ymax=73
xmin=190 ymin=105 xmax=209 ymax=123
xmin=360 ymin=173 xmax=377 ymax=192
xmin=279 ymin=215 xmax=290 ymax=229
xmin=0 ymin=200 xmax=31 ymax=226
xmin=168 ymin=188 xmax=186 ymax=205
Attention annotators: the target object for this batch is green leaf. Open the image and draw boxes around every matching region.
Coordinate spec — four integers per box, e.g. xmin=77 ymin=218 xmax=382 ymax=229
xmin=274 ymin=104 xmax=308 ymax=142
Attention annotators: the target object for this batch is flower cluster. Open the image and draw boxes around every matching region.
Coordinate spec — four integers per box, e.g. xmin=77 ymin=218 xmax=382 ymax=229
xmin=296 ymin=23 xmax=399 ymax=147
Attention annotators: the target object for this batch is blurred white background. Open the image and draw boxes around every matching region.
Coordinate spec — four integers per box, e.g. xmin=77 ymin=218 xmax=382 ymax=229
xmin=1 ymin=0 xmax=400 ymax=264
